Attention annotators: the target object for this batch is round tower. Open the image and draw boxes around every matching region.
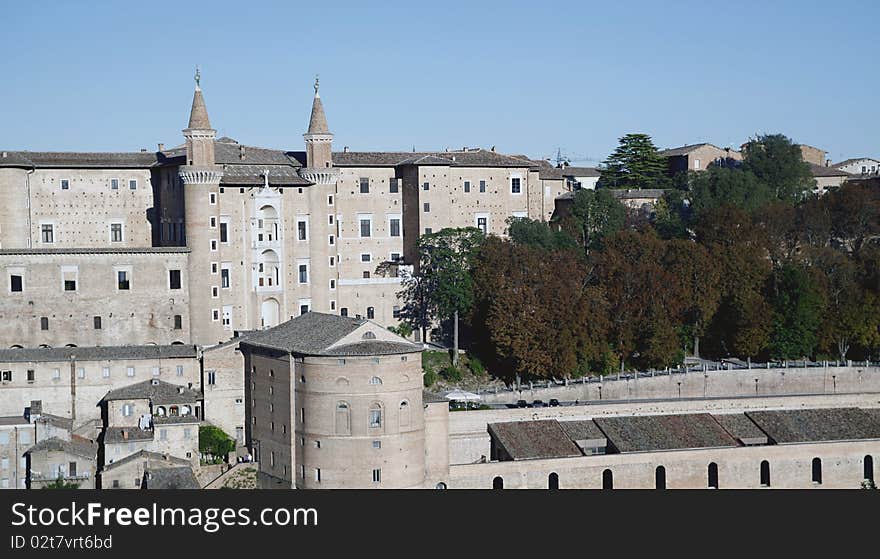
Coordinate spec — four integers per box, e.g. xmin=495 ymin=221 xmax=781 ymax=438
xmin=179 ymin=69 xmax=226 ymax=345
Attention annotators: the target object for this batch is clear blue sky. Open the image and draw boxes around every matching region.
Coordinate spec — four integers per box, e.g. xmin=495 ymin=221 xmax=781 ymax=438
xmin=1 ymin=0 xmax=877 ymax=164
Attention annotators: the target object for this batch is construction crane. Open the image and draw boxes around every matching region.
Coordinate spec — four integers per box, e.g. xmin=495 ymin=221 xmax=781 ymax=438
xmin=544 ymin=147 xmax=602 ymax=168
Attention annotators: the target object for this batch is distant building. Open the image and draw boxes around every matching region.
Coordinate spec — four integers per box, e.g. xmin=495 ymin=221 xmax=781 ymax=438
xmin=797 ymin=144 xmax=827 ymax=167
xmin=100 ymin=449 xmax=197 ymax=489
xmin=558 ymin=166 xmax=600 ymax=190
xmin=24 ymin=436 xmax=97 ymax=489
xmin=659 ymin=143 xmax=742 ymax=174
xmin=809 ymin=164 xmax=851 ymax=195
xmin=834 ymin=158 xmax=880 ymax=177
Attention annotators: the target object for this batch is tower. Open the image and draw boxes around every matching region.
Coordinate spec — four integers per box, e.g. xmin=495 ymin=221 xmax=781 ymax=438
xmin=299 ymin=77 xmax=337 ymax=185
xmin=179 ymin=68 xmax=226 ymax=345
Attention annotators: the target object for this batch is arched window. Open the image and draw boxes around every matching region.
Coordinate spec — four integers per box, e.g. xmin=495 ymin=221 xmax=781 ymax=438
xmin=760 ymin=460 xmax=771 ymax=487
xmin=548 ymin=472 xmax=559 ymax=490
xmin=369 ymin=403 xmax=383 ymax=429
xmin=9 ymin=345 xmax=22 ymax=349
xmin=367 ymin=307 xmax=375 ymax=319
xmin=399 ymin=401 xmax=410 ymax=428
xmin=865 ymin=456 xmax=874 ymax=483
xmin=335 ymin=377 xmax=350 ymax=387
xmin=708 ymin=462 xmax=719 ymax=489
xmin=493 ymin=476 xmax=504 ymax=490
xmin=335 ymin=402 xmax=350 ymax=435
xmin=169 ymin=405 xmax=179 ymax=417
xmin=155 ymin=406 xmax=166 ymax=417
xmin=655 ymin=466 xmax=666 ymax=490
xmin=435 ymin=482 xmax=447 ymax=490
xmin=65 ymin=343 xmax=77 ymax=347
xmin=602 ymin=469 xmax=613 ymax=490
xmin=180 ymin=405 xmax=191 ymax=416
xmin=812 ymin=457 xmax=822 ymax=485
xmin=369 ymin=376 xmax=383 ymax=385
xmin=362 ymin=331 xmax=376 ymax=340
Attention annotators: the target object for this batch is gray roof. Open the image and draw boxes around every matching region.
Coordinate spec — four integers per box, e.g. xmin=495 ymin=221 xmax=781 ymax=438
xmin=488 ymin=420 xmax=583 ymax=461
xmin=242 ymin=311 xmax=421 ymax=357
xmin=594 ymin=413 xmax=739 ymax=453
xmin=332 ymin=148 xmax=536 ymax=168
xmin=35 ymin=413 xmax=73 ymax=431
xmin=25 ymin=436 xmax=97 ymax=459
xmin=659 ymin=143 xmax=730 ymax=157
xmin=0 ymin=344 xmax=197 ymax=364
xmin=608 ymin=188 xmax=668 ymax=200
xmin=103 ymin=427 xmax=154 ymax=444
xmin=101 ymin=379 xmax=201 ymax=405
xmin=558 ymin=420 xmax=606 ymax=443
xmin=745 ymin=408 xmax=880 ymax=444
xmin=220 ymin=164 xmax=311 ymax=186
xmin=25 ymin=436 xmax=96 ymax=458
xmin=560 ymin=166 xmax=601 ymax=177
xmin=0 ymin=247 xmax=189 ymax=256
xmin=0 ymin=151 xmax=157 ymax=169
xmin=809 ymin=163 xmax=851 ymax=178
xmin=711 ymin=413 xmax=768 ymax=445
xmin=833 ymin=157 xmax=880 ymax=168
xmin=153 ymin=415 xmax=201 ymax=425
xmin=101 ymin=449 xmax=190 ymax=472
xmin=144 ymin=466 xmax=200 ymax=489
xmin=0 ymin=415 xmax=29 ymax=426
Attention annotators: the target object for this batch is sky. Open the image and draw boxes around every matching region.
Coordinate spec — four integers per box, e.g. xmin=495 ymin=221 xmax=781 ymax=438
xmin=1 ymin=0 xmax=878 ymax=164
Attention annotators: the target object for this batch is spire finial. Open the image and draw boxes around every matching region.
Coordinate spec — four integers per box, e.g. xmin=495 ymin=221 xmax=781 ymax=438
xmin=314 ymin=74 xmax=320 ymax=96
xmin=194 ymin=66 xmax=201 ymax=89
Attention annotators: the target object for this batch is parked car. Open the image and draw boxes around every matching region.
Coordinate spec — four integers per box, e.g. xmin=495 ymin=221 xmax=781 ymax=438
xmin=548 ymin=398 xmax=560 ymax=407
xmin=516 ymin=399 xmax=530 ymax=408
xmin=532 ymin=400 xmax=546 ymax=408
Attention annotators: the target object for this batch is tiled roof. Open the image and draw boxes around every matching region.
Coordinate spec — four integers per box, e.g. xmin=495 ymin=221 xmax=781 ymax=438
xmin=101 ymin=379 xmax=201 ymax=405
xmin=24 ymin=436 xmax=97 ymax=459
xmin=809 ymin=163 xmax=851 ymax=178
xmin=488 ymin=420 xmax=583 ymax=461
xmin=0 ymin=247 xmax=189 ymax=256
xmin=242 ymin=311 xmax=421 ymax=357
xmin=745 ymin=408 xmax=880 ymax=444
xmin=0 ymin=344 xmax=197 ymax=364
xmin=659 ymin=143 xmax=723 ymax=157
xmin=560 ymin=166 xmax=601 ymax=177
xmin=608 ymin=188 xmax=668 ymax=200
xmin=834 ymin=157 xmax=880 ymax=168
xmin=101 ymin=449 xmax=189 ymax=472
xmin=0 ymin=416 xmax=29 ymax=426
xmin=144 ymin=466 xmax=200 ymax=489
xmin=558 ymin=420 xmax=606 ymax=443
xmin=0 ymin=151 xmax=157 ymax=168
xmin=711 ymin=413 xmax=768 ymax=445
xmin=594 ymin=413 xmax=739 ymax=453
xmin=220 ymin=164 xmax=311 ymax=186
xmin=103 ymin=427 xmax=154 ymax=444
xmin=153 ymin=415 xmax=201 ymax=425
xmin=332 ymin=148 xmax=537 ymax=168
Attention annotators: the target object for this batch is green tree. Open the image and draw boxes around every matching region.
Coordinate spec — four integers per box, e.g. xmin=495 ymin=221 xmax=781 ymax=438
xmin=506 ymin=216 xmax=576 ymax=250
xmin=599 ymin=133 xmax=670 ymax=190
xmin=741 ymin=134 xmax=815 ymax=203
xmin=199 ymin=425 xmax=236 ymax=460
xmin=767 ymin=264 xmax=826 ymax=360
xmin=689 ymin=166 xmax=774 ymax=215
xmin=559 ymin=189 xmax=626 ymax=254
xmin=663 ymin=239 xmax=722 ymax=357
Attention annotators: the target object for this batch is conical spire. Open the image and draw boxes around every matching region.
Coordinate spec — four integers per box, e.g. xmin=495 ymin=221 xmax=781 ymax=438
xmin=306 ymin=76 xmax=329 ymax=134
xmin=187 ymin=67 xmax=212 ymax=130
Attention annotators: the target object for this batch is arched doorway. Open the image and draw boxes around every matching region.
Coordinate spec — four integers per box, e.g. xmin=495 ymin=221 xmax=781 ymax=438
xmin=260 ymin=298 xmax=280 ymax=328
xmin=760 ymin=460 xmax=771 ymax=487
xmin=812 ymin=458 xmax=822 ymax=485
xmin=865 ymin=456 xmax=874 ymax=483
xmin=602 ymin=469 xmax=613 ymax=490
xmin=655 ymin=465 xmax=666 ymax=489
xmin=548 ymin=472 xmax=559 ymax=490
xmin=492 ymin=476 xmax=503 ymax=490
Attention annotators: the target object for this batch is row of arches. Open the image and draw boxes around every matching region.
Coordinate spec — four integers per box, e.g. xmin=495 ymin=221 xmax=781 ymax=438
xmin=489 ymin=456 xmax=876 ymax=489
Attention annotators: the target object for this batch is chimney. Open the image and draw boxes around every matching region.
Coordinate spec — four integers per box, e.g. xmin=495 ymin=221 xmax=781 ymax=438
xmin=177 ymin=386 xmax=185 ymax=395
xmin=239 ymin=145 xmax=246 ymax=160
xmin=122 ymin=429 xmax=129 ymax=440
xmin=1 ymin=152 xmax=7 ymax=158
xmin=490 ymin=146 xmax=496 ymax=152
xmin=157 ymin=143 xmax=165 ymax=152
xmin=462 ymin=147 xmax=468 ymax=152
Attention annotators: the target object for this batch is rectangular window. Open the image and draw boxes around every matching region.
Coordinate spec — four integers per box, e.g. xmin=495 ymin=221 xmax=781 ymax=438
xmin=511 ymin=177 xmax=522 ymax=194
xmin=129 ymin=179 xmax=137 ymax=190
xmin=210 ymin=240 xmax=217 ymax=251
xmin=372 ymin=469 xmax=381 ymax=483
xmin=359 ymin=177 xmax=369 ymax=193
xmin=111 ymin=178 xmax=119 ymax=190
xmin=298 ymin=264 xmax=309 ymax=284
xmin=360 ymin=253 xmax=371 ymax=263
xmin=328 ymin=195 xmax=334 ymax=206
xmin=26 ymin=369 xmax=34 ymax=383
xmin=61 ymin=179 xmax=70 ymax=190
xmin=176 ymin=365 xmax=184 ymax=377
xmin=173 ymin=315 xmax=182 ymax=330
xmin=330 ymin=300 xmax=336 ymax=310
xmin=102 ymin=367 xmax=110 ymax=378
xmin=423 ymin=203 xmax=430 ymax=212
xmin=209 ymin=192 xmax=216 ymax=204
xmin=212 ymin=286 xmax=219 ymax=298
xmin=390 ymin=218 xmax=400 ymax=237
xmin=422 ymin=182 xmax=429 ymax=191
xmin=340 ymin=308 xmax=348 ymax=317
xmin=222 ymin=305 xmax=232 ymax=328
xmin=328 ymin=215 xmax=334 ymax=225
xmin=210 ymin=217 xmax=216 ymax=228
xmin=52 ymin=368 xmax=60 ymax=380
xmin=390 ymin=252 xmax=401 ymax=262
xmin=77 ymin=367 xmax=85 ymax=379
xmin=117 ymin=270 xmax=130 ymax=290
xmin=110 ymin=223 xmax=123 ymax=242
xmin=10 ymin=275 xmax=22 ymax=292
xmin=221 ymin=267 xmax=230 ymax=288
xmin=169 ymin=269 xmax=181 ymax=290
xmin=477 ymin=217 xmax=488 ymax=234
xmin=40 ymin=317 xmax=49 ymax=330
xmin=363 ymin=271 xmax=370 ymax=279
xmin=329 ymin=235 xmax=335 ymax=245
xmin=373 ymin=440 xmax=381 ymax=449
xmin=390 ymin=178 xmax=399 ymax=193
xmin=359 ymin=218 xmax=372 ymax=238
xmin=93 ymin=316 xmax=102 ymax=329
xmin=315 ymin=468 xmax=321 ymax=482
xmin=464 ymin=180 xmax=471 ymax=193
xmin=126 ymin=367 xmax=135 ymax=377
xmin=41 ymin=224 xmax=54 ymax=243
xmin=152 ymin=366 xmax=160 ymax=377
xmin=329 ymin=279 xmax=336 ymax=290
xmin=479 ymin=180 xmax=486 ymax=193
xmin=64 ymin=279 xmax=76 ymax=291
xmin=207 ymin=371 xmax=216 ymax=385
xmin=219 ymin=222 xmax=228 ymax=243
xmin=329 ymin=256 xmax=335 ymax=267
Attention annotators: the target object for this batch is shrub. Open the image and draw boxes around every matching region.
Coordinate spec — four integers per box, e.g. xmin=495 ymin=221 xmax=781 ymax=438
xmin=199 ymin=425 xmax=236 ymax=458
xmin=441 ymin=365 xmax=462 ymax=382
xmin=423 ymin=369 xmax=438 ymax=387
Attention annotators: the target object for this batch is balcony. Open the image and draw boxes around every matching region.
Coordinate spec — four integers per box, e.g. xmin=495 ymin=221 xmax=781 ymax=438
xmin=252 ymin=237 xmax=281 ymax=250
